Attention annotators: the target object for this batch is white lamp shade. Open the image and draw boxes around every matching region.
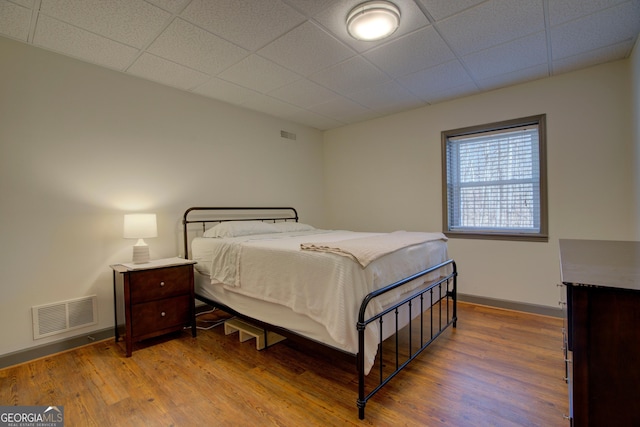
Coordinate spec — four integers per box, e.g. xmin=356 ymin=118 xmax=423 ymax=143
xmin=347 ymin=1 xmax=400 ymax=41
xmin=123 ymin=214 xmax=158 ymax=239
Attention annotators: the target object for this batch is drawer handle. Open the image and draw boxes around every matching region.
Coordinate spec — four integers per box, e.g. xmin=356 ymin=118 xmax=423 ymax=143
xmin=161 ymin=312 xmax=166 ymax=317
xmin=160 ymin=281 xmax=165 ymax=287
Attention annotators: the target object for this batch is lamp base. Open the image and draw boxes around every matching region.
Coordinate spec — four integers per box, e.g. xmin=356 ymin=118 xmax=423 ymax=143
xmin=131 ymin=244 xmax=150 ymax=264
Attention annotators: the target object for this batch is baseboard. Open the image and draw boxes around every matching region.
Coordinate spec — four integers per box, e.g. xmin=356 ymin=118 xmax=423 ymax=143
xmin=0 ymin=297 xmax=560 ymax=369
xmin=0 ymin=327 xmax=114 ymax=370
xmin=458 ymin=293 xmax=562 ymax=318
xmin=0 ymin=305 xmax=218 ymax=370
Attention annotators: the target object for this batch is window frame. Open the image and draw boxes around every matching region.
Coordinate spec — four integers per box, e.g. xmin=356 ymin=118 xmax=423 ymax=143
xmin=441 ymin=114 xmax=548 ymax=242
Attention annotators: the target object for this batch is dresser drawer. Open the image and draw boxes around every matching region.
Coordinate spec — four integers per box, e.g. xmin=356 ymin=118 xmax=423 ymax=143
xmin=129 ymin=265 xmax=192 ymax=303
xmin=131 ymin=295 xmax=190 ymax=338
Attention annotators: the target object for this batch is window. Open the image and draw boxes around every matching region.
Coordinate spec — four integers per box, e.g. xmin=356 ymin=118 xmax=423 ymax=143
xmin=442 ymin=115 xmax=548 ymax=241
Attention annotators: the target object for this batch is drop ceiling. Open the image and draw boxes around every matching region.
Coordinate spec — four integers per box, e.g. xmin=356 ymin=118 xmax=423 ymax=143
xmin=1 ymin=0 xmax=639 ymax=130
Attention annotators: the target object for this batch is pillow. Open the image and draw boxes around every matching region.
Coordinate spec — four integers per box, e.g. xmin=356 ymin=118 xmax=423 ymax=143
xmin=272 ymin=222 xmax=316 ymax=232
xmin=203 ymin=220 xmax=278 ymax=238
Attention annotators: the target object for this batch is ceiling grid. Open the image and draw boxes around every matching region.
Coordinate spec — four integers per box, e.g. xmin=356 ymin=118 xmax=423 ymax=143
xmin=0 ymin=0 xmax=637 ymax=130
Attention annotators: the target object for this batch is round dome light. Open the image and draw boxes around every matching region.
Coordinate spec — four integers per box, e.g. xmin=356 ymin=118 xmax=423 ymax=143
xmin=346 ymin=1 xmax=401 ymax=41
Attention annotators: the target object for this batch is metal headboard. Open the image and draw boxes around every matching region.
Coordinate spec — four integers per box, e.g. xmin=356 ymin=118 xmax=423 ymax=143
xmin=182 ymin=207 xmax=299 ymax=259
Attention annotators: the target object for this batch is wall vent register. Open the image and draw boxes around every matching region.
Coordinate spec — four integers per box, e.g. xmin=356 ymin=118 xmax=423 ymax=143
xmin=280 ymin=130 xmax=297 ymax=140
xmin=32 ymin=295 xmax=98 ymax=339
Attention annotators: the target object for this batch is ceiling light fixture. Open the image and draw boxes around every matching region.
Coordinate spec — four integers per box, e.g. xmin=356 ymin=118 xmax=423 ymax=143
xmin=346 ymin=1 xmax=401 ymax=41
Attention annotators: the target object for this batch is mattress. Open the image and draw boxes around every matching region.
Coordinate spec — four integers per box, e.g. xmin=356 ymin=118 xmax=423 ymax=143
xmin=192 ymin=229 xmax=449 ymax=374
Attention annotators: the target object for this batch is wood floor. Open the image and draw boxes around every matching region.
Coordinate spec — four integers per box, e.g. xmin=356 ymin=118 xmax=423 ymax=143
xmin=0 ymin=302 xmax=568 ymax=426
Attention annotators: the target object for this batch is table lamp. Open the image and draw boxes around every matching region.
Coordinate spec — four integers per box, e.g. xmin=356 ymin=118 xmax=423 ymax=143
xmin=123 ymin=213 xmax=157 ymax=264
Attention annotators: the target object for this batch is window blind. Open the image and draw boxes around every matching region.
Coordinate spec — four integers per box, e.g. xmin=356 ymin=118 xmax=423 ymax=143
xmin=446 ymin=124 xmax=541 ymax=233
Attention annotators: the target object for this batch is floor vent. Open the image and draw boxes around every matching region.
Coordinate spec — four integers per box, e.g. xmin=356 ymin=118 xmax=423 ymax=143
xmin=32 ymin=295 xmax=98 ymax=339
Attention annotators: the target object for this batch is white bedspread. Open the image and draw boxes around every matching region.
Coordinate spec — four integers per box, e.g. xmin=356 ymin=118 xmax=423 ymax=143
xmin=300 ymin=231 xmax=447 ymax=267
xmin=191 ymin=230 xmax=449 ymax=374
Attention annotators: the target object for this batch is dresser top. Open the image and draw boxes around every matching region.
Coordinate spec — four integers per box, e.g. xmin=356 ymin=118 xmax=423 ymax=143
xmin=559 ymin=239 xmax=640 ymax=291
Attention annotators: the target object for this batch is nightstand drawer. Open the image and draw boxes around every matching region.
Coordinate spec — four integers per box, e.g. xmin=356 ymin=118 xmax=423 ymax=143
xmin=129 ymin=265 xmax=191 ymax=303
xmin=131 ymin=295 xmax=190 ymax=338
xmin=112 ymin=258 xmax=196 ymax=356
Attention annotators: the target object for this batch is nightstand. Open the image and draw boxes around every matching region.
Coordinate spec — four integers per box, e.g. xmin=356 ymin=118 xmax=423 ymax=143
xmin=111 ymin=257 xmax=197 ymax=356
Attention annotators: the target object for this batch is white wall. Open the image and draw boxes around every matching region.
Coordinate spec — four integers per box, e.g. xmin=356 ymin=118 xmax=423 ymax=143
xmin=324 ymin=59 xmax=635 ymax=308
xmin=2 ymin=34 xmax=636 ymax=358
xmin=632 ymin=39 xmax=640 ymax=238
xmin=0 ymin=37 xmax=325 ymax=356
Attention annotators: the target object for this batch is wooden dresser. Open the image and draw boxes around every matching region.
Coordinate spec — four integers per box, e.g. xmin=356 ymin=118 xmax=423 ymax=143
xmin=559 ymin=239 xmax=640 ymax=426
xmin=112 ymin=257 xmax=197 ymax=356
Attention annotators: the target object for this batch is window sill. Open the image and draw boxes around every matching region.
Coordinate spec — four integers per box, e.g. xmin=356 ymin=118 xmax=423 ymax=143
xmin=444 ymin=231 xmax=549 ymax=242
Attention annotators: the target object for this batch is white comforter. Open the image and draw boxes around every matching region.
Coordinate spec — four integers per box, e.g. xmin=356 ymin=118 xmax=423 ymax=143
xmin=191 ymin=230 xmax=449 ymax=374
xmin=300 ymin=231 xmax=448 ymax=267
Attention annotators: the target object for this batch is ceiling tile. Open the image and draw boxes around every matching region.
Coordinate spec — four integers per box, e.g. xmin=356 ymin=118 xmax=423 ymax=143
xmin=417 ymin=0 xmax=486 ymax=21
xmin=268 ymin=79 xmax=339 ymax=108
xmin=39 ymin=0 xmax=171 ymax=49
xmin=240 ymin=93 xmax=307 ymax=119
xmin=346 ymin=81 xmax=427 ymax=114
xmin=310 ymin=96 xmax=379 ymax=123
xmin=181 ymin=0 xmax=306 ymax=51
xmin=146 ymin=0 xmax=190 ymax=14
xmin=398 ymin=60 xmax=475 ymax=99
xmin=218 ymin=55 xmax=301 ymax=94
xmin=553 ymin=39 xmax=635 ymax=74
xmin=463 ymin=31 xmax=548 ymax=80
xmin=423 ymin=82 xmax=479 ymax=104
xmin=147 ymin=18 xmax=248 ymax=75
xmin=10 ymin=0 xmax=34 ymax=8
xmin=191 ymin=77 xmax=259 ymax=106
xmin=476 ymin=64 xmax=549 ymax=91
xmin=33 ymin=15 xmax=139 ymax=70
xmin=0 ymin=1 xmax=32 ymax=41
xmin=281 ymin=0 xmax=338 ymax=16
xmin=364 ymin=26 xmax=455 ymax=78
xmin=550 ymin=1 xmax=640 ymax=59
xmin=258 ymin=21 xmax=354 ymax=76
xmin=313 ymin=0 xmax=430 ymax=53
xmin=283 ymin=109 xmax=345 ymax=130
xmin=310 ymin=56 xmax=390 ymax=95
xmin=436 ymin=0 xmax=545 ymax=56
xmin=548 ymin=0 xmax=630 ymax=26
xmin=127 ymin=53 xmax=210 ymax=90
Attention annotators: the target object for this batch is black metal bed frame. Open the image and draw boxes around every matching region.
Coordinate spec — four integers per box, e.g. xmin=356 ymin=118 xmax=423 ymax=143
xmin=182 ymin=207 xmax=457 ymax=420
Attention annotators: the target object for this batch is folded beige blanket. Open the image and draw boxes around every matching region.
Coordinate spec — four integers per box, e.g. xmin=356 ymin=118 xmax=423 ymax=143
xmin=300 ymin=231 xmax=447 ymax=268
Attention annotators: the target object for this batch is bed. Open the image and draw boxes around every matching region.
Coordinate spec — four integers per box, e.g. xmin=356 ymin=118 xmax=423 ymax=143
xmin=182 ymin=207 xmax=457 ymax=419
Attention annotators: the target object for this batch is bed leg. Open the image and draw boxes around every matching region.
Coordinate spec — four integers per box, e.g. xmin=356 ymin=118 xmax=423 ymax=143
xmin=452 ymin=261 xmax=458 ymax=327
xmin=358 ymin=402 xmax=365 ymax=420
xmin=453 ymin=296 xmax=457 ymax=328
xmin=357 ymin=327 xmax=367 ymax=420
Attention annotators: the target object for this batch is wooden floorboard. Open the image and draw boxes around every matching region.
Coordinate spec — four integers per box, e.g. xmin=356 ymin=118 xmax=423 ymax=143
xmin=0 ymin=302 xmax=568 ymax=426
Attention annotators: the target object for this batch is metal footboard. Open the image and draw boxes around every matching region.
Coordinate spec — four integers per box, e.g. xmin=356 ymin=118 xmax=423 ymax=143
xmin=356 ymin=259 xmax=457 ymax=419
xmin=183 ymin=207 xmax=458 ymax=420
